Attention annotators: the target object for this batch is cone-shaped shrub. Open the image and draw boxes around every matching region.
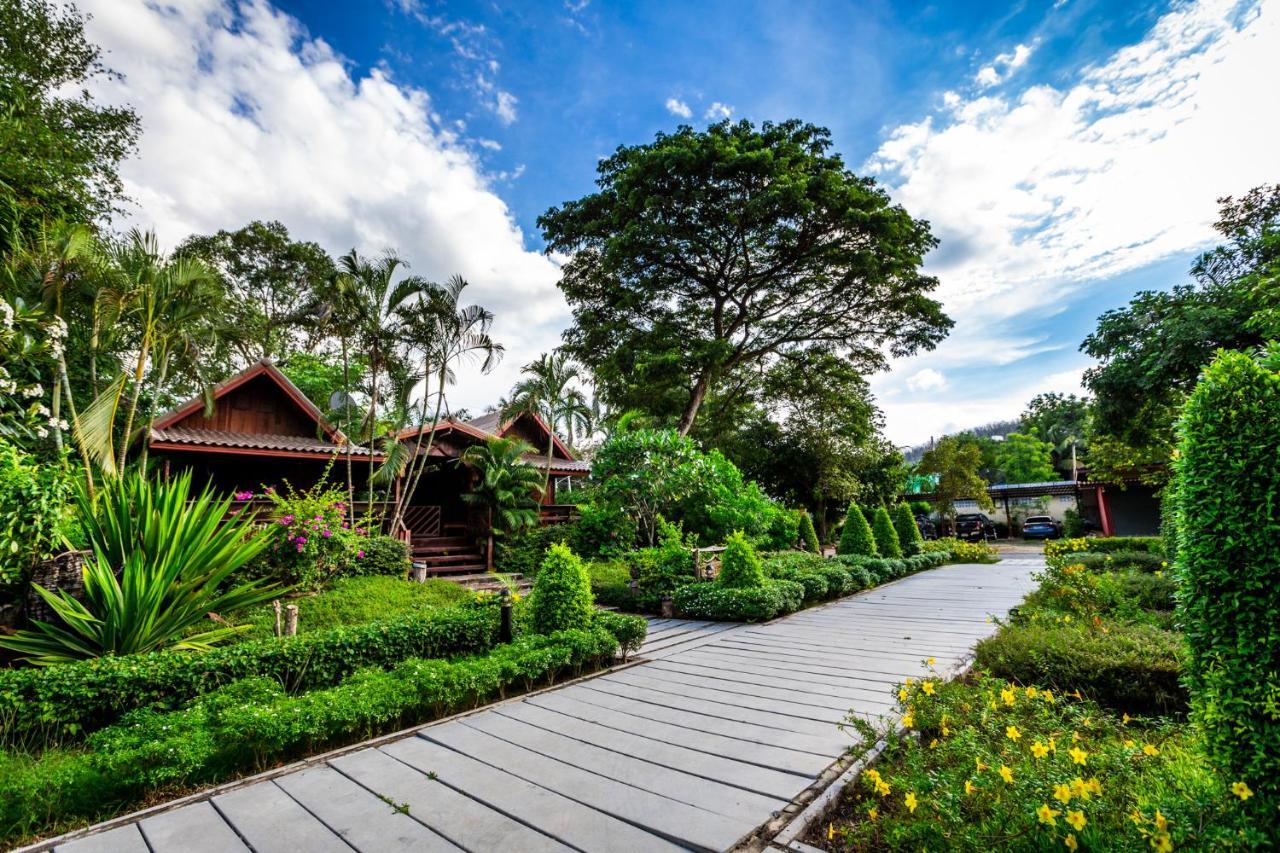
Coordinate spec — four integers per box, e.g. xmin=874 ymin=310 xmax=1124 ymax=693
xmin=871 ymin=506 xmax=902 ymax=558
xmin=838 ymin=504 xmax=877 ymax=557
xmin=893 ymin=502 xmax=924 ymax=557
xmin=528 ymin=543 xmax=594 ymax=634
xmin=1177 ymin=348 xmax=1280 ymax=798
xmin=797 ymin=510 xmax=820 ymax=553
xmin=718 ymin=530 xmax=765 ymax=589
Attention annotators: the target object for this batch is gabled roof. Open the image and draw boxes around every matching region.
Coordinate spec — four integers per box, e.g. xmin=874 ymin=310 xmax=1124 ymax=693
xmin=465 ymin=410 xmax=576 ymax=461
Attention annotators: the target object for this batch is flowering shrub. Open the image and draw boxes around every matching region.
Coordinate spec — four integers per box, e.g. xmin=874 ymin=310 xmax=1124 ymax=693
xmin=253 ymin=483 xmax=371 ymax=588
xmin=920 ymin=537 xmax=998 ymax=563
xmin=0 ymin=440 xmax=74 ymax=591
xmin=816 ymin=672 xmax=1265 ymax=850
xmin=1044 ymin=536 xmax=1163 ymax=566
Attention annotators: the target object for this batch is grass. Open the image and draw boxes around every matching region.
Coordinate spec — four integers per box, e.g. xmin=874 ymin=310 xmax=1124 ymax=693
xmin=231 ymin=575 xmax=474 ymax=640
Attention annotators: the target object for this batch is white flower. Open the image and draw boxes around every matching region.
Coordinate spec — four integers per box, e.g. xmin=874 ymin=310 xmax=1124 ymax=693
xmin=55 ymin=418 xmax=69 ymax=431
xmin=22 ymin=385 xmax=43 ymax=399
xmin=34 ymin=404 xmax=50 ymax=417
xmin=47 ymin=317 xmax=67 ymax=339
xmin=0 ymin=301 xmax=13 ymax=328
xmin=34 ymin=427 xmax=48 ymax=438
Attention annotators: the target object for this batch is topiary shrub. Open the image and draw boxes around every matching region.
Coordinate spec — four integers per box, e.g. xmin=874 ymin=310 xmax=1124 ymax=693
xmin=340 ymin=534 xmax=410 ymax=577
xmin=871 ymin=505 xmax=902 ymax=558
xmin=718 ymin=530 xmax=765 ymax=589
xmin=1159 ymin=478 xmax=1180 ymax=567
xmin=673 ymin=583 xmax=784 ymax=622
xmin=892 ymin=502 xmax=923 ymax=557
xmin=797 ymin=509 xmax=820 ymax=553
xmin=528 ymin=543 xmax=594 ymax=635
xmin=1177 ymin=348 xmax=1280 ymax=797
xmin=838 ymin=504 xmax=877 ymax=557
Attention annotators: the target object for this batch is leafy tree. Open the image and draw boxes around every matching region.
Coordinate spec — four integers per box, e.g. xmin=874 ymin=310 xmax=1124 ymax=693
xmin=993 ymin=432 xmax=1057 ymax=484
xmin=503 ymin=350 xmax=590 ymax=492
xmin=1020 ymin=392 xmax=1088 ymax=475
xmin=717 ymin=530 xmax=764 ymax=589
xmin=1176 ymin=346 xmax=1280 ymax=798
xmin=459 ymin=437 xmax=544 ymax=571
xmin=892 ymin=502 xmax=923 ymax=557
xmin=918 ymin=435 xmax=992 ymax=523
xmin=540 ymin=119 xmax=952 ymax=435
xmin=177 ymin=221 xmax=334 ymax=363
xmin=870 ymin=505 xmax=902 ymax=558
xmin=528 ymin=542 xmax=594 ymax=634
xmin=797 ymin=509 xmax=820 ymax=553
xmin=591 ymin=428 xmax=704 ymax=546
xmin=837 ymin=503 xmax=876 ymax=557
xmin=0 ymin=0 xmax=139 ymax=244
xmin=281 ymin=352 xmax=355 ymax=412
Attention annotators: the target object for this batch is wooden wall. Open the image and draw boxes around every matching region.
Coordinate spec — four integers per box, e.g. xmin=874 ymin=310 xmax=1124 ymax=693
xmin=176 ymin=376 xmax=319 ymax=437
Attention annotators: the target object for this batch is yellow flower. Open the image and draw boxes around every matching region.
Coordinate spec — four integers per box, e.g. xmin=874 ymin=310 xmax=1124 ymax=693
xmin=999 ymin=765 xmax=1014 ymax=784
xmin=965 ymin=780 xmax=977 ymax=795
xmin=1042 ymin=689 xmax=1055 ymax=703
xmin=1122 ymin=713 xmax=1132 ymax=725
xmin=1001 ymin=688 xmax=1017 ymax=706
xmin=1065 ymin=833 xmax=1079 ymax=851
xmin=1153 ymin=832 xmax=1173 ymax=852
xmin=927 ymin=656 xmax=936 ymax=666
xmin=876 ymin=778 xmax=891 ymax=797
xmin=1154 ymin=810 xmax=1168 ymax=833
xmin=1031 ymin=741 xmax=1050 ymax=759
xmin=1024 ymin=686 xmax=1038 ymax=698
xmin=1085 ymin=777 xmax=1102 ymax=796
xmin=1068 ymin=746 xmax=1088 ymax=765
xmin=898 ymin=687 xmax=909 ymax=702
xmin=1143 ymin=743 xmax=1160 ymax=756
xmin=901 ymin=711 xmax=915 ymax=729
xmin=922 ymin=680 xmax=937 ymax=696
xmin=827 ymin=824 xmax=835 ymax=841
xmin=1070 ymin=778 xmax=1092 ymax=801
xmin=868 ymin=806 xmax=878 ymax=820
xmin=1066 ymin=810 xmax=1087 ymax=831
xmin=1129 ymin=810 xmax=1144 ymax=826
xmin=929 ymin=738 xmax=939 ymax=748
xmin=1124 ymin=739 xmax=1136 ymax=748
xmin=1006 ymin=725 xmax=1022 ymax=741
xmin=1053 ymin=783 xmax=1073 ymax=804
xmin=1231 ymin=781 xmax=1253 ymax=801
xmin=1048 ymin=737 xmax=1057 ymax=753
xmin=1064 ymin=615 xmax=1072 ymax=622
xmin=905 ymin=792 xmax=918 ymax=813
xmin=1037 ymin=804 xmax=1061 ymax=826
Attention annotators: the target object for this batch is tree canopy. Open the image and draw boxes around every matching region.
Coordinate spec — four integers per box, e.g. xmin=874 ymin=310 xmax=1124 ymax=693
xmin=918 ymin=435 xmax=992 ymax=519
xmin=540 ymin=119 xmax=952 ymax=435
xmin=993 ymin=432 xmax=1057 ymax=485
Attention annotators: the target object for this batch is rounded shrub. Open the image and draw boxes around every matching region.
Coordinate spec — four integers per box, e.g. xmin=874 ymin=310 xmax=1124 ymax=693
xmin=528 ymin=543 xmax=595 ymax=635
xmin=871 ymin=505 xmax=902 ymax=558
xmin=718 ymin=530 xmax=765 ymax=589
xmin=341 ymin=534 xmax=410 ymax=577
xmin=837 ymin=504 xmax=877 ymax=557
xmin=797 ymin=509 xmax=820 ymax=553
xmin=1177 ymin=348 xmax=1280 ymax=797
xmin=892 ymin=502 xmax=923 ymax=557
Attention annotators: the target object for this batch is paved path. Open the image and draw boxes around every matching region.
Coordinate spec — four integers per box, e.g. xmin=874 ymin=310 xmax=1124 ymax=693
xmin=53 ymin=559 xmax=1040 ymax=853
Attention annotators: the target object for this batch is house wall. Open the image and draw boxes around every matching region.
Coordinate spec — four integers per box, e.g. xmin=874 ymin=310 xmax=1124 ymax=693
xmin=953 ymin=493 xmax=1079 ymax=525
xmin=176 ymin=375 xmax=320 ymax=437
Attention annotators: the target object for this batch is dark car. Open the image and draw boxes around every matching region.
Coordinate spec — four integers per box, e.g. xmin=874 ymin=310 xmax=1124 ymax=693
xmin=954 ymin=513 xmax=997 ymax=542
xmin=915 ymin=515 xmax=938 ymax=540
xmin=1021 ymin=515 xmax=1062 ymax=540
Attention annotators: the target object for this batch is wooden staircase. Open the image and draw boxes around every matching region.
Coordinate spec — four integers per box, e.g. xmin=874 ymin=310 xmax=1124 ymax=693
xmin=410 ymin=534 xmax=487 ymax=576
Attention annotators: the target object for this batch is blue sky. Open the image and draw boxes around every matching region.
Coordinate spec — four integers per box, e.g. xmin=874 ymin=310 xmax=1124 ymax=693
xmin=84 ymin=0 xmax=1277 ymax=444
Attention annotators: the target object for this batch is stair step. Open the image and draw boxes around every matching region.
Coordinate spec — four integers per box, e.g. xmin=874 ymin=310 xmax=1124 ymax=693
xmin=412 ymin=563 xmax=488 ymax=575
xmin=412 ymin=552 xmax=485 ymax=563
xmin=411 ymin=536 xmax=472 ymax=547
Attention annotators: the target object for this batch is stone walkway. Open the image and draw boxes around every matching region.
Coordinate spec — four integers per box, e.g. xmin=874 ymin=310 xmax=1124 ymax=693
xmin=51 ymin=559 xmax=1040 ymax=853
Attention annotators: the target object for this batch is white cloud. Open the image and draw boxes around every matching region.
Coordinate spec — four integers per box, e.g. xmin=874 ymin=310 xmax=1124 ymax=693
xmin=80 ymin=0 xmax=565 ymax=413
xmin=705 ymin=101 xmax=733 ymax=120
xmin=906 ymin=368 xmax=948 ymax=392
xmin=665 ymin=97 xmax=692 ymax=118
xmin=867 ymin=0 xmax=1279 ymax=443
xmin=974 ymin=41 xmax=1035 ymax=88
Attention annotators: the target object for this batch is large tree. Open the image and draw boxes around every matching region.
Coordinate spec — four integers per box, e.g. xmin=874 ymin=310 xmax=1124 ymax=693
xmin=540 ymin=119 xmax=952 ymax=435
xmin=177 ymin=220 xmax=334 ymax=364
xmin=918 ymin=435 xmax=992 ymax=523
xmin=993 ymin=432 xmax=1057 ymax=485
xmin=1020 ymin=392 xmax=1087 ymax=476
xmin=0 ymin=0 xmax=139 ymax=245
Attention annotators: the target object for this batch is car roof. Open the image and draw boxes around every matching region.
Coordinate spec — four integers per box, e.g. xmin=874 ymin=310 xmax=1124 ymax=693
xmin=1025 ymin=516 xmax=1053 ymax=522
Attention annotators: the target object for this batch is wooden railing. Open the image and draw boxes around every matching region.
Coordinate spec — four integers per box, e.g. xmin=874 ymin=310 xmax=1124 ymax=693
xmin=224 ymin=499 xmax=424 ymax=541
xmin=539 ymin=504 xmax=579 ymax=526
xmin=402 ymin=505 xmax=443 ymax=538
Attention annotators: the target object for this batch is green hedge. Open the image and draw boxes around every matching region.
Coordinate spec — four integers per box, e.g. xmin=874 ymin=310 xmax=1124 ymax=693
xmin=592 ymin=611 xmax=647 ymax=659
xmin=1044 ymin=536 xmax=1164 ymax=565
xmin=673 ymin=579 xmax=803 ymax=622
xmin=974 ymin=620 xmax=1186 ymax=716
xmin=0 ymin=627 xmax=619 ymax=846
xmin=837 ymin=504 xmax=877 ymax=556
xmin=340 ymin=534 xmax=410 ymax=577
xmin=0 ymin=603 xmax=499 ymax=746
xmin=1054 ymin=550 xmax=1166 ymax=573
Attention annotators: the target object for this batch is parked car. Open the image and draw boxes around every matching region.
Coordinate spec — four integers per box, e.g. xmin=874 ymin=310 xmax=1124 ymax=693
xmin=915 ymin=515 xmax=938 ymax=540
xmin=1020 ymin=515 xmax=1063 ymax=540
xmin=954 ymin=513 xmax=997 ymax=542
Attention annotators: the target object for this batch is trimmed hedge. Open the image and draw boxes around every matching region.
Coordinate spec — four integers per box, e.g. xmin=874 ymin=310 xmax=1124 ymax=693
xmin=893 ymin=502 xmax=923 ymax=557
xmin=674 ymin=579 xmax=802 ymax=622
xmin=797 ymin=509 xmax=820 ymax=553
xmin=592 ymin=611 xmax=647 ymax=659
xmin=0 ymin=627 xmax=619 ymax=846
xmin=341 ymin=534 xmax=410 ymax=577
xmin=871 ymin=506 xmax=903 ymax=558
xmin=974 ymin=620 xmax=1186 ymax=716
xmin=0 ymin=603 xmax=498 ymax=746
xmin=528 ymin=543 xmax=594 ymax=634
xmin=838 ymin=504 xmax=876 ymax=556
xmin=1044 ymin=536 xmax=1163 ymax=563
xmin=1054 ymin=550 xmax=1166 ymax=574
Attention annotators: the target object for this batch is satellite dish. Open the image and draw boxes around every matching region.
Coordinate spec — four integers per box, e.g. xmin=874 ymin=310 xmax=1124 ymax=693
xmin=329 ymin=390 xmax=357 ymax=411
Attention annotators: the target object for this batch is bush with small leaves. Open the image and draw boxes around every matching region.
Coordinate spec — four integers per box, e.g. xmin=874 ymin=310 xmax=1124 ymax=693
xmin=528 ymin=543 xmax=595 ymax=635
xmin=838 ymin=504 xmax=877 ymax=557
xmin=871 ymin=506 xmax=903 ymax=558
xmin=718 ymin=530 xmax=765 ymax=589
xmin=892 ymin=502 xmax=923 ymax=557
xmin=797 ymin=509 xmax=820 ymax=553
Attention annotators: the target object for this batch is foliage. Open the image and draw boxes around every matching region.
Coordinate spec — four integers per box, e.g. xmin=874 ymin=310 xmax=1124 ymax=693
xmin=0 ymin=602 xmax=498 ymax=747
xmin=1044 ymin=536 xmax=1163 ymax=565
xmin=251 ymin=481 xmax=368 ymax=589
xmin=1021 ymin=392 xmax=1089 ymax=469
xmin=1045 ymin=551 xmax=1165 ymax=575
xmin=591 ymin=610 xmax=647 ymax=659
xmin=1062 ymin=507 xmax=1086 ymax=538
xmin=673 ymin=581 xmax=790 ymax=623
xmin=0 ymin=626 xmax=619 ymax=846
xmin=838 ymin=503 xmax=876 ymax=556
xmin=797 ymin=509 xmax=821 ymax=553
xmin=820 ymin=673 xmax=1264 ymax=851
xmin=541 ymin=118 xmax=951 ymax=435
xmin=628 ymin=519 xmax=695 ymax=609
xmin=871 ymin=505 xmax=902 ymax=558
xmin=992 ymin=432 xmax=1058 ymax=484
xmin=1159 ymin=477 xmax=1180 ymax=568
xmin=717 ymin=531 xmax=765 ymax=589
xmin=339 ymin=534 xmax=409 ymax=578
xmin=919 ymin=537 xmax=998 ymax=564
xmin=591 ymin=428 xmax=704 ymax=545
xmin=177 ymin=221 xmax=335 ymax=363
xmin=0 ymin=296 xmax=63 ymax=448
xmin=494 ymin=523 xmax=575 ymax=577
xmin=280 ymin=351 xmax=360 ymax=413
xmin=501 ymin=350 xmax=591 ymax=484
xmin=892 ymin=502 xmax=923 ymax=557
xmin=570 ymin=501 xmax=636 ymax=558
xmin=1176 ymin=348 xmax=1280 ymax=799
xmin=0 ymin=0 xmax=140 ymax=243
xmin=917 ymin=435 xmax=993 ymax=519
xmin=528 ymin=543 xmax=595 ymax=635
xmin=0 ymin=438 xmax=72 ymax=590
xmin=460 ymin=436 xmax=544 ymax=543
xmin=1 ymin=472 xmax=280 ymax=664
xmin=585 ymin=559 xmax=633 ymax=609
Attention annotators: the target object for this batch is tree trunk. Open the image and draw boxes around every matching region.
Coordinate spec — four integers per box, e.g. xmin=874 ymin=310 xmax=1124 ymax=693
xmin=392 ymin=366 xmax=446 ymax=531
xmin=815 ymin=495 xmax=828 ymax=543
xmin=341 ymin=336 xmax=355 ymax=523
xmin=138 ymin=352 xmax=171 ymax=469
xmin=676 ymin=369 xmax=715 ymax=436
xmin=117 ymin=342 xmax=150 ymax=472
xmin=59 ymin=355 xmax=94 ymax=497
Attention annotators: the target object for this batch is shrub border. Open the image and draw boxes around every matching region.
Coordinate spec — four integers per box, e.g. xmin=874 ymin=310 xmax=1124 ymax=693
xmin=15 ymin=653 xmax=648 ymax=853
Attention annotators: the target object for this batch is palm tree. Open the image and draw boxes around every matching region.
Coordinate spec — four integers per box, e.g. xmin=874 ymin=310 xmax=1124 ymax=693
xmin=458 ymin=437 xmax=543 ymax=570
xmin=502 ymin=351 xmax=590 ymax=495
xmin=333 ymin=250 xmax=433 ymax=498
xmin=390 ymin=275 xmax=502 ymax=531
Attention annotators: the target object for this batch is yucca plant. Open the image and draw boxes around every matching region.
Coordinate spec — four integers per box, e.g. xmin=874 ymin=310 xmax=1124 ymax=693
xmin=0 ymin=471 xmax=282 ymax=664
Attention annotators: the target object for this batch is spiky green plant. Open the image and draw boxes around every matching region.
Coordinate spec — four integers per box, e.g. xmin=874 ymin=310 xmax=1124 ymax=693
xmin=838 ymin=503 xmax=877 ymax=557
xmin=0 ymin=471 xmax=281 ymax=664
